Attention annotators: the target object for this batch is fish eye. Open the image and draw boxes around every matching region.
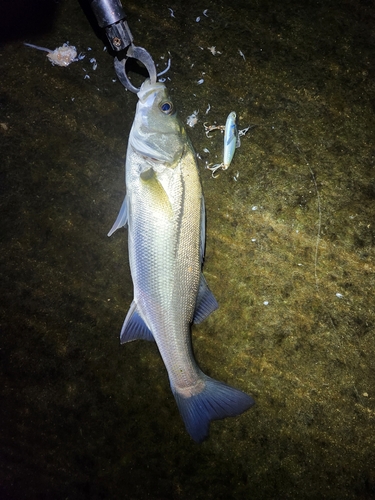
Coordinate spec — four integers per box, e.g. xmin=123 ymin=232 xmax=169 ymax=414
xmin=159 ymin=101 xmax=174 ymax=115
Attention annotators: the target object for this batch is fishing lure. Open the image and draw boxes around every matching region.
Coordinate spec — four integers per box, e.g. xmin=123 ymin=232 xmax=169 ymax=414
xmin=205 ymin=111 xmax=240 ymax=177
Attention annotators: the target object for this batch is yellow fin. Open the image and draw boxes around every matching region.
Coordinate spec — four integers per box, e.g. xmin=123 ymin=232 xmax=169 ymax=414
xmin=140 ymin=168 xmax=173 ymax=216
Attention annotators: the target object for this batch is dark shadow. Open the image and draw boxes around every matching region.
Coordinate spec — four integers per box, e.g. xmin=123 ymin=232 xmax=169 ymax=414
xmin=0 ymin=0 xmax=59 ymax=43
xmin=77 ymin=0 xmax=108 ymax=47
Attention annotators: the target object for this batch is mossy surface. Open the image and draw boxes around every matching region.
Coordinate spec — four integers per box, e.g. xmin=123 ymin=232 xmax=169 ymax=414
xmin=1 ymin=0 xmax=375 ymax=498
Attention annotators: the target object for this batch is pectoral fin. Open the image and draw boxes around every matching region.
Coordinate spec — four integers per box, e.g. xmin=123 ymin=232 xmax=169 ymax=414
xmin=140 ymin=167 xmax=173 ymax=217
xmin=108 ymin=194 xmax=128 ymax=237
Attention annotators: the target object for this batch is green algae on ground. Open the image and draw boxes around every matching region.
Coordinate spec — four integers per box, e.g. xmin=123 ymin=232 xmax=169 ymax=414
xmin=1 ymin=0 xmax=375 ymax=498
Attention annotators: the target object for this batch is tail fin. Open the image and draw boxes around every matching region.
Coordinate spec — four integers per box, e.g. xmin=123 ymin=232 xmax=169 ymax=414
xmin=172 ymin=374 xmax=255 ymax=443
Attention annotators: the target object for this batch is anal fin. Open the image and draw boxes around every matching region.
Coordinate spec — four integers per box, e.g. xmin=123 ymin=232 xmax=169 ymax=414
xmin=193 ymin=274 xmax=218 ymax=324
xmin=120 ymin=300 xmax=155 ymax=343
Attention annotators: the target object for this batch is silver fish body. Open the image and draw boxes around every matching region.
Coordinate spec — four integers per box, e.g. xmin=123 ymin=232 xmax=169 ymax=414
xmin=109 ymin=80 xmax=254 ymax=442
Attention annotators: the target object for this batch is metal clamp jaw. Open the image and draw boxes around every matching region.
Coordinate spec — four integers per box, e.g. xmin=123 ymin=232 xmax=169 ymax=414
xmin=114 ymin=46 xmax=156 ymax=93
xmin=90 ymin=0 xmax=157 ymax=93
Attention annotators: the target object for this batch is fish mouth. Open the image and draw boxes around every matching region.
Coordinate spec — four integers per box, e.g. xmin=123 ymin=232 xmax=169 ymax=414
xmin=137 ymin=79 xmax=166 ymax=103
xmin=131 ymin=79 xmax=184 ymax=164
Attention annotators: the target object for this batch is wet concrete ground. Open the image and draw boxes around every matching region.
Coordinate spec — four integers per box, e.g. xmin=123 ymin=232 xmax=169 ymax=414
xmin=1 ymin=0 xmax=375 ymax=498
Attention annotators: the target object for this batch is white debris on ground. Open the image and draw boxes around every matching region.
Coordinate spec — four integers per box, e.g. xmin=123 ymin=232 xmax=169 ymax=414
xmin=89 ymin=58 xmax=97 ymax=70
xmin=47 ymin=44 xmax=78 ymax=66
xmin=24 ymin=42 xmax=84 ymax=67
xmin=207 ymin=46 xmax=222 ymax=55
xmin=186 ymin=110 xmax=199 ymax=128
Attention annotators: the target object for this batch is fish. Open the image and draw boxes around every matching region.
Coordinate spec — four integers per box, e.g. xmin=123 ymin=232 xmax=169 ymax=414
xmin=108 ymin=79 xmax=255 ymax=442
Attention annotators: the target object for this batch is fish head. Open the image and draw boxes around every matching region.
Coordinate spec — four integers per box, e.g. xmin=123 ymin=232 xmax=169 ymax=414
xmin=130 ymin=79 xmax=185 ymax=166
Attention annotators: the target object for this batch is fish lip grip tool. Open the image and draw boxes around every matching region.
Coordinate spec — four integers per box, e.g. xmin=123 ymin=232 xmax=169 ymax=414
xmin=90 ymin=0 xmax=157 ymax=93
xmin=114 ymin=46 xmax=157 ymax=93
